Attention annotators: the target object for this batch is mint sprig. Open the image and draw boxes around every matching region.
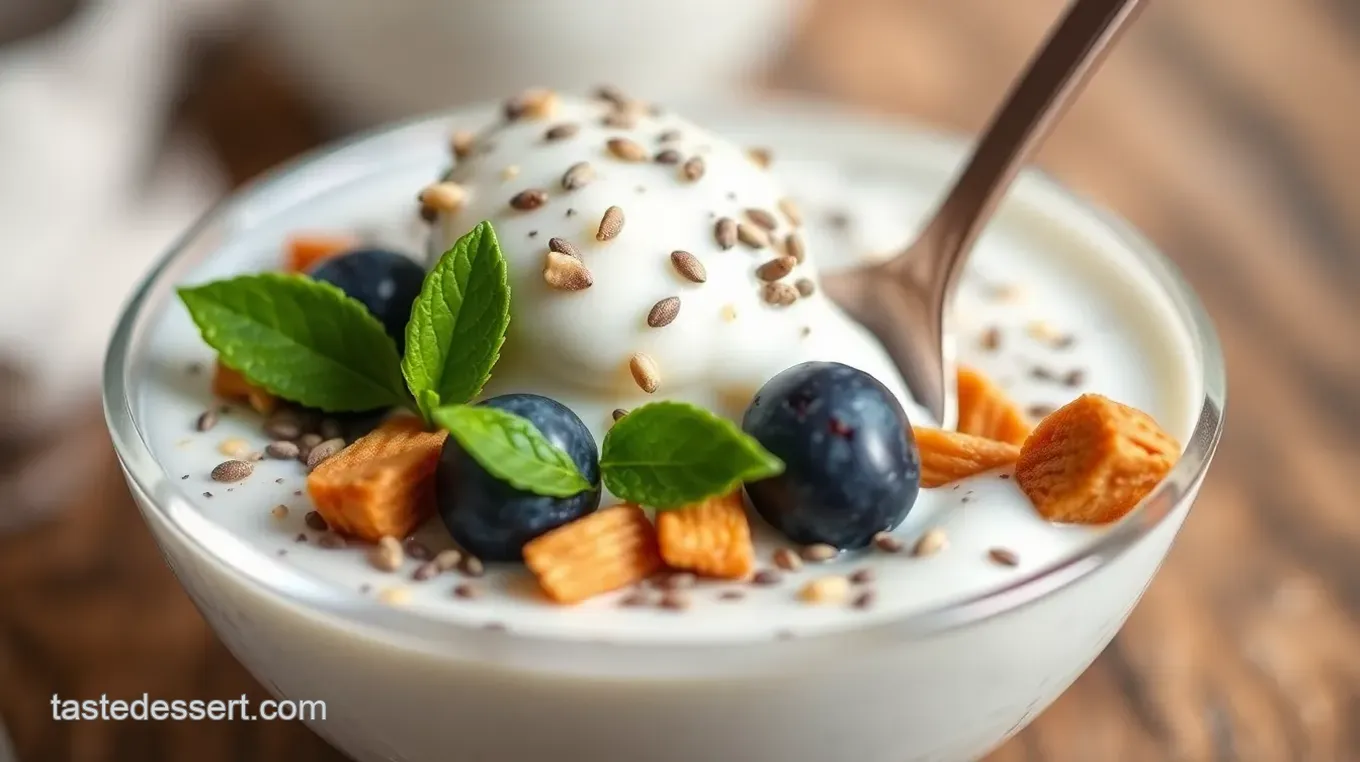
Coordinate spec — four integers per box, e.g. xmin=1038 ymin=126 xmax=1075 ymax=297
xmin=403 ymin=221 xmax=511 ymax=421
xmin=177 ymin=273 xmax=407 ymax=412
xmin=434 ymin=404 xmax=592 ymax=497
xmin=600 ymin=401 xmax=784 ymax=509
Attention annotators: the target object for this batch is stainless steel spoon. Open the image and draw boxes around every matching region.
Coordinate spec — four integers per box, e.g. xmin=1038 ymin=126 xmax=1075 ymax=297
xmin=822 ymin=0 xmax=1147 ymax=430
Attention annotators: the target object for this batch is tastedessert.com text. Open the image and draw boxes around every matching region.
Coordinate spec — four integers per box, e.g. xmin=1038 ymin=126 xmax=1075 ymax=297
xmin=50 ymin=694 xmax=325 ymax=722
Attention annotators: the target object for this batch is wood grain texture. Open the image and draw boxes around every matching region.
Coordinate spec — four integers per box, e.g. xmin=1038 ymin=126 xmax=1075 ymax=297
xmin=2 ymin=0 xmax=1357 ymax=760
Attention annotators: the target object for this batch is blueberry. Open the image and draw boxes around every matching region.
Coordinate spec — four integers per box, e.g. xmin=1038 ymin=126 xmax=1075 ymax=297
xmin=307 ymin=248 xmax=425 ymax=354
xmin=436 ymin=394 xmax=601 ymax=561
xmin=742 ymin=362 xmax=920 ymax=549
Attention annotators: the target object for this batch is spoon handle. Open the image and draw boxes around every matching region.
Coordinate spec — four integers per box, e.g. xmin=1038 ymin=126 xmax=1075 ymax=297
xmin=912 ymin=0 xmax=1147 ymax=288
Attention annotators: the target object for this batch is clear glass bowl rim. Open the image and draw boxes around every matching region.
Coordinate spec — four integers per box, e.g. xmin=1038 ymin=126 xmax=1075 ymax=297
xmin=102 ymin=97 xmax=1226 ymax=658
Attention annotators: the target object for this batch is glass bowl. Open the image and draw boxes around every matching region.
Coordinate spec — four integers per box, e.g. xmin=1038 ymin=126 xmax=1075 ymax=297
xmin=103 ymin=98 xmax=1225 ymax=762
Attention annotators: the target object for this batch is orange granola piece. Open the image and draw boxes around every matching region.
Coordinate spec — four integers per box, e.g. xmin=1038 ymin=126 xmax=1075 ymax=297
xmin=211 ymin=361 xmax=277 ymax=415
xmin=914 ymin=427 xmax=1021 ymax=487
xmin=285 ymin=234 xmax=357 ymax=273
xmin=306 ymin=416 xmax=447 ymax=541
xmin=957 ymin=366 xmax=1031 ymax=445
xmin=1015 ymin=394 xmax=1179 ymax=524
xmin=656 ymin=491 xmax=755 ymax=580
xmin=523 ymin=505 xmax=663 ymax=604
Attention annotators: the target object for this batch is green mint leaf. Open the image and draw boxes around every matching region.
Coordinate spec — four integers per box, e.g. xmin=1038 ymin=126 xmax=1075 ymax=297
xmin=402 ymin=221 xmax=511 ymax=420
xmin=600 ymin=401 xmax=784 ymax=509
xmin=433 ymin=404 xmax=592 ymax=498
xmin=177 ymin=273 xmax=406 ymax=412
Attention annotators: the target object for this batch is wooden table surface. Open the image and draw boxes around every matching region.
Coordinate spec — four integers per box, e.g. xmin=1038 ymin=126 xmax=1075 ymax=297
xmin=3 ymin=1 xmax=1359 ymax=760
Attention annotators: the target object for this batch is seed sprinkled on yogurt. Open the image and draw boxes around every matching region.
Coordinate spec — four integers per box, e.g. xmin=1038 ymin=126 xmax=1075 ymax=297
xmin=762 ymin=282 xmax=799 ymax=307
xmin=509 ymin=189 xmax=548 ymax=211
xmin=612 ymin=408 xmax=628 ymax=422
xmin=450 ymin=130 xmax=476 ymax=160
xmin=419 ymin=182 xmax=467 ymax=213
xmin=629 ymin=352 xmax=661 ymax=393
xmin=659 ymin=591 xmax=692 ymax=611
xmin=433 ymin=549 xmax=463 ymax=572
xmin=751 ymin=569 xmax=783 ymax=586
xmin=989 ymin=547 xmax=1020 ymax=567
xmin=194 ymin=410 xmax=218 ymax=432
xmin=849 ymin=568 xmax=876 ymax=585
xmin=737 ymin=223 xmax=769 ymax=249
xmin=602 ymin=110 xmax=639 ymax=129
xmin=913 ymin=528 xmax=949 ymax=557
xmin=756 ymin=256 xmax=796 ymax=282
xmin=606 ymin=137 xmax=648 ymax=162
xmin=747 ymin=146 xmax=773 ymax=169
xmin=785 ymin=233 xmax=806 ymax=263
xmin=454 ymin=583 xmax=481 ymax=599
xmin=657 ymin=128 xmax=682 ymax=143
xmin=714 ymin=218 xmax=738 ymax=249
xmin=561 ymin=161 xmax=594 ymax=191
xmin=304 ymin=511 xmax=328 ymax=532
xmin=266 ymin=440 xmax=299 ymax=460
xmin=778 ymin=197 xmax=803 ymax=226
xmin=654 ymin=149 xmax=681 ymax=165
xmin=745 ymin=208 xmax=778 ymax=231
xmin=210 ymin=460 xmax=252 ymax=483
xmin=799 ymin=576 xmax=850 ymax=605
xmin=772 ymin=547 xmax=802 ymax=571
xmin=795 ymin=278 xmax=816 ymax=297
xmin=544 ymin=123 xmax=579 ymax=141
xmin=646 ymin=297 xmax=681 ymax=327
xmin=670 ymin=250 xmax=707 ymax=283
xmin=681 ymin=156 xmax=706 ymax=181
xmin=548 ymin=237 xmax=579 ymax=258
xmin=270 ymin=504 xmax=289 ymax=520
xmin=460 ymin=555 xmax=486 ymax=578
xmin=800 ymin=543 xmax=837 ymax=563
xmin=306 ymin=438 xmax=345 ymax=470
xmin=597 ymin=206 xmax=625 ymax=241
xmin=543 ymin=251 xmax=594 ymax=291
xmin=369 ymin=536 xmax=404 ymax=572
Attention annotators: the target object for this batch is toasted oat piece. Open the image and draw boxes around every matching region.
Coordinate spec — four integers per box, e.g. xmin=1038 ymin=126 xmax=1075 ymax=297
xmin=285 ymin=234 xmax=357 ymax=273
xmin=523 ymin=505 xmax=663 ymax=604
xmin=914 ymin=427 xmax=1021 ymax=487
xmin=306 ymin=416 xmax=447 ymax=542
xmin=956 ymin=366 xmax=1031 ymax=445
xmin=656 ymin=491 xmax=755 ymax=580
xmin=1015 ymin=394 xmax=1179 ymax=524
xmin=211 ymin=362 xmax=278 ymax=415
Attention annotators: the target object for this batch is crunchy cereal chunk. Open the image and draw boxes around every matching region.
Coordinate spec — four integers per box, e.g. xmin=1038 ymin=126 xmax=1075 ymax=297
xmin=523 ymin=505 xmax=663 ymax=604
xmin=211 ymin=362 xmax=277 ymax=415
xmin=956 ymin=366 xmax=1031 ymax=445
xmin=1015 ymin=394 xmax=1179 ymax=524
xmin=656 ymin=491 xmax=755 ymax=580
xmin=914 ymin=427 xmax=1021 ymax=487
xmin=306 ymin=417 xmax=447 ymax=542
xmin=285 ymin=234 xmax=356 ymax=273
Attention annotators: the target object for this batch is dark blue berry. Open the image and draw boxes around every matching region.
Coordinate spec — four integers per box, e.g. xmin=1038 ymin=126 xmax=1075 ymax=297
xmin=742 ymin=362 xmax=920 ymax=549
xmin=436 ymin=394 xmax=601 ymax=561
xmin=308 ymin=248 xmax=425 ymax=354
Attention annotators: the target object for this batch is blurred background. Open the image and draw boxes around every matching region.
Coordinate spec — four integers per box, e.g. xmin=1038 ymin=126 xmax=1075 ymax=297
xmin=1 ymin=0 xmax=1357 ymax=760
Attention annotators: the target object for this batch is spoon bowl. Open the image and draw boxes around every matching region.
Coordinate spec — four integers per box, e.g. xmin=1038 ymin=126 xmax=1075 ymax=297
xmin=823 ymin=0 xmax=1147 ymax=429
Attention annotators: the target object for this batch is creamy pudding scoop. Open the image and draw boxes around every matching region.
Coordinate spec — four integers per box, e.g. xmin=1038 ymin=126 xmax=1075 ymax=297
xmin=424 ymin=91 xmax=922 ymax=440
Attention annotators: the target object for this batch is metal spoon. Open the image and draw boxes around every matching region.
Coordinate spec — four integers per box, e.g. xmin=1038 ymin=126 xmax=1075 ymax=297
xmin=822 ymin=0 xmax=1146 ymax=430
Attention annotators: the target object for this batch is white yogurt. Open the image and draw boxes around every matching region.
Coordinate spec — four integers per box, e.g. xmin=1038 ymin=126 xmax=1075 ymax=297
xmin=114 ymin=100 xmax=1215 ymax=762
xmin=431 ymin=94 xmax=922 ymax=443
xmin=130 ymin=96 xmax=1199 ymax=647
